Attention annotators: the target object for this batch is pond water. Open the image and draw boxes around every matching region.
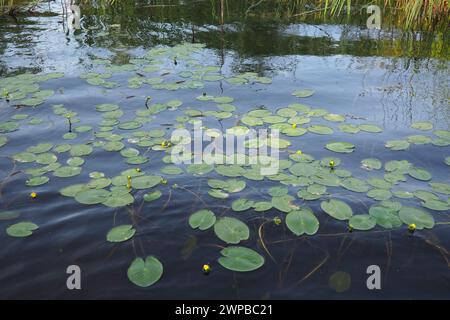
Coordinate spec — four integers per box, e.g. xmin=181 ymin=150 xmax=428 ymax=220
xmin=0 ymin=1 xmax=449 ymax=299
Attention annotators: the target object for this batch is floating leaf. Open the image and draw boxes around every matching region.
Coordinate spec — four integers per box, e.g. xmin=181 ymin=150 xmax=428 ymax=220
xmin=75 ymin=189 xmax=110 ymax=205
xmin=359 ymin=124 xmax=382 ymax=133
xmin=214 ymin=217 xmax=249 ymax=244
xmin=6 ymin=222 xmax=38 ymax=237
xmin=272 ymin=195 xmax=298 ymax=213
xmin=292 ymin=89 xmax=314 ymax=98
xmin=127 ymin=256 xmax=163 ymax=287
xmin=411 ymin=122 xmax=433 ymax=131
xmin=321 ymin=199 xmax=353 ymax=220
xmin=27 ymin=143 xmax=53 ymax=154
xmin=253 ymin=202 xmax=273 ymax=212
xmin=421 ymin=199 xmax=450 ymax=211
xmin=386 ymin=140 xmax=410 ymax=151
xmin=349 ymin=215 xmax=376 ymax=231
xmin=408 ymin=167 xmax=432 ymax=181
xmin=144 ymin=190 xmax=162 ymax=202
xmin=369 ymin=205 xmax=402 ymax=229
xmin=0 ymin=211 xmax=20 ymax=220
xmin=361 ymin=158 xmax=382 ymax=170
xmin=106 ymin=225 xmax=136 ymax=242
xmin=53 ymin=166 xmax=81 ymax=178
xmin=161 ymin=165 xmax=183 ymax=175
xmin=231 ymin=199 xmax=255 ymax=212
xmin=189 ymin=209 xmax=216 ymax=231
xmin=132 ymin=175 xmax=162 ymax=189
xmin=340 ymin=178 xmax=369 ymax=193
xmin=286 ymin=208 xmax=319 ymax=236
xmin=325 ymin=142 xmax=355 ymax=153
xmin=308 ymin=125 xmax=333 ymax=135
xmin=26 ymin=176 xmax=49 ymax=187
xmin=398 ymin=207 xmax=434 ymax=230
xmin=429 ymin=182 xmax=450 ymax=195
xmin=218 ymin=246 xmax=264 ymax=272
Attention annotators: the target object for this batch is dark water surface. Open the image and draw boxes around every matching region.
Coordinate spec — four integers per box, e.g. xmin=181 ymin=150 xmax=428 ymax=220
xmin=0 ymin=1 xmax=449 ymax=299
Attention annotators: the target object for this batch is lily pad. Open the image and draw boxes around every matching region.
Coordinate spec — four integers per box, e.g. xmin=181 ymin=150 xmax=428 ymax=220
xmin=411 ymin=122 xmax=433 ymax=131
xmin=361 ymin=158 xmax=382 ymax=170
xmin=106 ymin=225 xmax=136 ymax=242
xmin=349 ymin=215 xmax=376 ymax=231
xmin=292 ymin=89 xmax=314 ymax=98
xmin=26 ymin=176 xmax=49 ymax=187
xmin=325 ymin=142 xmax=355 ymax=153
xmin=321 ymin=199 xmax=353 ymax=220
xmin=131 ymin=175 xmax=162 ymax=190
xmin=127 ymin=256 xmax=163 ymax=287
xmin=218 ymin=246 xmax=264 ymax=272
xmin=6 ymin=222 xmax=38 ymax=238
xmin=231 ymin=199 xmax=255 ymax=212
xmin=386 ymin=140 xmax=410 ymax=151
xmin=53 ymin=166 xmax=81 ymax=178
xmin=75 ymin=189 xmax=110 ymax=205
xmin=398 ymin=207 xmax=435 ymax=230
xmin=286 ymin=208 xmax=319 ymax=236
xmin=408 ymin=167 xmax=432 ymax=181
xmin=189 ymin=209 xmax=216 ymax=231
xmin=214 ymin=217 xmax=249 ymax=244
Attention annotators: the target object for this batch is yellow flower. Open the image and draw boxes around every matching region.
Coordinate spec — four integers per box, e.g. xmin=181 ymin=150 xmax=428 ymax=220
xmin=292 ymin=123 xmax=297 ymax=128
xmin=273 ymin=217 xmax=282 ymax=226
xmin=329 ymin=160 xmax=335 ymax=168
xmin=202 ymin=264 xmax=211 ymax=274
xmin=296 ymin=150 xmax=302 ymax=155
xmin=348 ymin=224 xmax=354 ymax=233
xmin=30 ymin=192 xmax=37 ymax=199
xmin=408 ymin=223 xmax=416 ymax=233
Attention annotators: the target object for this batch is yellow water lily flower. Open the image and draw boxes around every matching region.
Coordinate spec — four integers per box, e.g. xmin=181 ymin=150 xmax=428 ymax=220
xmin=408 ymin=223 xmax=416 ymax=233
xmin=30 ymin=192 xmax=37 ymax=199
xmin=202 ymin=264 xmax=211 ymax=274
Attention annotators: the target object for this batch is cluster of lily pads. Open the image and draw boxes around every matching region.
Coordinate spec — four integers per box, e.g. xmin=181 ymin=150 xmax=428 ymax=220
xmin=0 ymin=42 xmax=449 ymax=288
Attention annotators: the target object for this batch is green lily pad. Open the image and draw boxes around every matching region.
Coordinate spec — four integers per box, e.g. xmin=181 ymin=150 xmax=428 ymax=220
xmin=369 ymin=205 xmax=402 ymax=229
xmin=325 ymin=142 xmax=355 ymax=153
xmin=421 ymin=199 xmax=450 ymax=211
xmin=341 ymin=178 xmax=369 ymax=193
xmin=408 ymin=167 xmax=432 ymax=181
xmin=127 ymin=256 xmax=163 ymax=287
xmin=361 ymin=158 xmax=382 ymax=170
xmin=27 ymin=143 xmax=53 ymax=154
xmin=286 ymin=208 xmax=319 ymax=236
xmin=349 ymin=215 xmax=376 ymax=231
xmin=308 ymin=125 xmax=333 ymax=135
xmin=411 ymin=122 xmax=433 ymax=131
xmin=144 ymin=190 xmax=162 ymax=202
xmin=26 ymin=176 xmax=49 ymax=187
xmin=253 ymin=202 xmax=273 ymax=212
xmin=75 ymin=189 xmax=110 ymax=205
xmin=321 ymin=199 xmax=353 ymax=220
xmin=70 ymin=144 xmax=93 ymax=157
xmin=6 ymin=222 xmax=38 ymax=238
xmin=429 ymin=182 xmax=450 ymax=195
xmin=338 ymin=124 xmax=360 ymax=134
xmin=53 ymin=166 xmax=81 ymax=178
xmin=189 ymin=209 xmax=216 ymax=231
xmin=118 ymin=121 xmax=142 ymax=130
xmin=359 ymin=124 xmax=383 ymax=133
xmin=161 ymin=165 xmax=183 ymax=175
xmin=0 ymin=210 xmax=20 ymax=220
xmin=292 ymin=89 xmax=314 ymax=98
xmin=272 ymin=195 xmax=299 ymax=213
xmin=106 ymin=225 xmax=136 ymax=242
xmin=386 ymin=140 xmax=410 ymax=151
xmin=131 ymin=175 xmax=162 ymax=190
xmin=218 ymin=246 xmax=265 ymax=272
xmin=231 ymin=199 xmax=255 ymax=212
xmin=398 ymin=207 xmax=435 ymax=230
xmin=103 ymin=193 xmax=134 ymax=208
xmin=214 ymin=217 xmax=249 ymax=244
